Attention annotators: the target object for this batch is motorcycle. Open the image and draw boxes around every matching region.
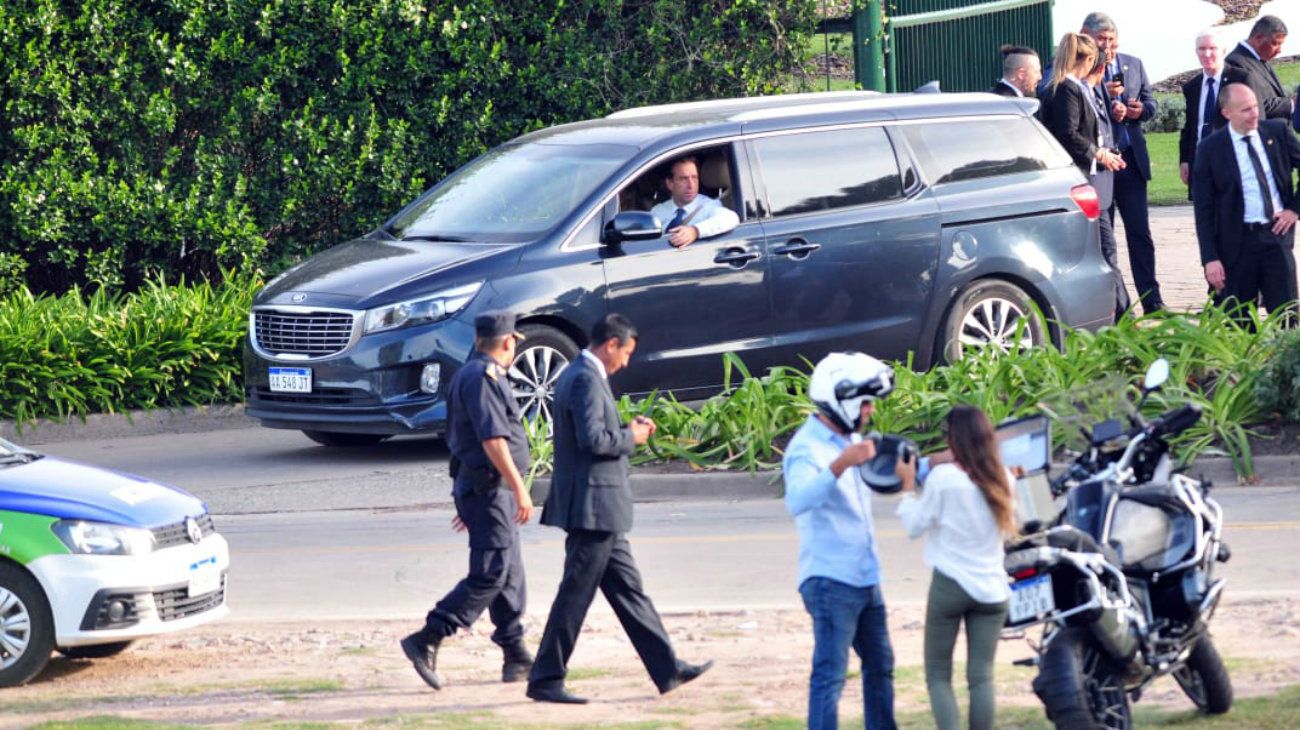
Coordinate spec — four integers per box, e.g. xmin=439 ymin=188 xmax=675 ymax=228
xmin=1003 ymin=359 xmax=1233 ymax=729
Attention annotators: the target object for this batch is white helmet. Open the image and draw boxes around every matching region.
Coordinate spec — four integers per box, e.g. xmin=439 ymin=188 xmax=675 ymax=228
xmin=809 ymin=352 xmax=894 ymax=433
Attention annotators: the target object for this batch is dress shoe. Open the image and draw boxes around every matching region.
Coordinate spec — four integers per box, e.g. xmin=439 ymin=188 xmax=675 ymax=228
xmin=526 ymin=684 xmax=589 ymax=704
xmin=658 ymin=659 xmax=714 ymax=695
xmin=399 ymin=633 xmax=442 ymax=690
xmin=501 ymin=641 xmax=534 ymax=683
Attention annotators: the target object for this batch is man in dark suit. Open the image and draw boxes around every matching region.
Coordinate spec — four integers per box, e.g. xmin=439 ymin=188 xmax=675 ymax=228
xmin=989 ymin=45 xmax=1040 ymax=98
xmin=1193 ymin=83 xmax=1300 ymax=322
xmin=526 ymin=313 xmax=712 ymax=704
xmin=1084 ymin=12 xmax=1163 ymax=313
xmin=1224 ymin=15 xmax=1292 ymax=121
xmin=1181 ymin=29 xmax=1229 ymax=200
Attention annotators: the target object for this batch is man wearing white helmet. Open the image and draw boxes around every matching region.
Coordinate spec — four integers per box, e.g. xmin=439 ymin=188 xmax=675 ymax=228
xmin=783 ymin=351 xmax=913 ymax=730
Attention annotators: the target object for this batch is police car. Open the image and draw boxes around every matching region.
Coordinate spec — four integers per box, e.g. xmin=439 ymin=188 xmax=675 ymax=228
xmin=0 ymin=437 xmax=229 ymax=686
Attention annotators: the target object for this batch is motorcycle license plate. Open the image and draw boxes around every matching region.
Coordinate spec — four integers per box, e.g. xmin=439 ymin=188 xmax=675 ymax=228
xmin=1009 ymin=574 xmax=1055 ymax=624
xmin=268 ymin=367 xmax=312 ymax=393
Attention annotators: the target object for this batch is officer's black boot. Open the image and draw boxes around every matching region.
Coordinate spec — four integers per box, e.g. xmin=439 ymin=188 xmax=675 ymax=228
xmin=501 ymin=641 xmax=534 ymax=683
xmin=399 ymin=631 xmax=443 ymax=690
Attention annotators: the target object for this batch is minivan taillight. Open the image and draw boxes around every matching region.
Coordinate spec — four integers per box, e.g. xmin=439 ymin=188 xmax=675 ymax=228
xmin=1070 ymin=184 xmax=1101 ymax=220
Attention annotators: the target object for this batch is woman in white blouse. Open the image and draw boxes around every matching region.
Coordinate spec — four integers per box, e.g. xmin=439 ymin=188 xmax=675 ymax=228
xmin=896 ymin=405 xmax=1017 ymax=730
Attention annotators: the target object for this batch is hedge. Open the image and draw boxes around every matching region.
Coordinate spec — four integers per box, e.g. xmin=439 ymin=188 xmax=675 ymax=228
xmin=0 ymin=0 xmax=818 ymax=295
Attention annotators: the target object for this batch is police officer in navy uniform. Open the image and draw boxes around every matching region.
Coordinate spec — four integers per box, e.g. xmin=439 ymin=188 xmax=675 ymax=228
xmin=400 ymin=310 xmax=535 ymax=691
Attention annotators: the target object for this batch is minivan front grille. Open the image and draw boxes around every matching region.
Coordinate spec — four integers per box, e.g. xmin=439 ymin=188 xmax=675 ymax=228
xmin=250 ymin=386 xmax=379 ymax=405
xmin=254 ymin=309 xmax=357 ymax=357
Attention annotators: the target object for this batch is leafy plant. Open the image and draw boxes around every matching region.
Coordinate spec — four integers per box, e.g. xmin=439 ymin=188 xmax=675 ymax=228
xmin=1256 ymin=327 xmax=1300 ymax=423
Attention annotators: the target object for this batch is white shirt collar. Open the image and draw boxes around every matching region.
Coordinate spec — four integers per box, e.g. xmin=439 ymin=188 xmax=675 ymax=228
xmin=581 ymin=349 xmax=607 ymax=380
xmin=1238 ymin=41 xmax=1262 ymax=61
xmin=998 ymin=79 xmax=1023 ymax=97
xmin=1229 ymin=125 xmax=1257 ymax=145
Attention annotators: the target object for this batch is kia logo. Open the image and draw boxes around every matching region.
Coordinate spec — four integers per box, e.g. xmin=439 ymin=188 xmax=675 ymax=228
xmin=290 ymin=293 xmax=306 ymax=303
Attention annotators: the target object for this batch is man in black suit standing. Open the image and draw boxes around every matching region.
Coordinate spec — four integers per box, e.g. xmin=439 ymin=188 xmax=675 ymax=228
xmin=1193 ymin=84 xmax=1300 ymax=322
xmin=526 ymin=313 xmax=712 ymax=704
xmin=1224 ymin=15 xmax=1292 ymax=121
xmin=989 ymin=45 xmax=1041 ymax=98
xmin=1083 ymin=12 xmax=1163 ymax=314
xmin=1181 ymin=29 xmax=1229 ymax=200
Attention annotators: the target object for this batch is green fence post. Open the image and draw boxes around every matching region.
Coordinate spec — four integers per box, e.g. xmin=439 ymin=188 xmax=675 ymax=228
xmin=852 ymin=0 xmax=886 ymax=91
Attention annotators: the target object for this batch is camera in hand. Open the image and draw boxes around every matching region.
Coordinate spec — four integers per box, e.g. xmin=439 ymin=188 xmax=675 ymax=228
xmin=857 ymin=433 xmax=918 ymax=494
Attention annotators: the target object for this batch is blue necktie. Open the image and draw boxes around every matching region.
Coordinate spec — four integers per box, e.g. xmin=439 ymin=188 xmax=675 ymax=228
xmin=1105 ymin=66 xmax=1131 ymax=152
xmin=1201 ymin=77 xmax=1217 ymax=142
xmin=665 ymin=207 xmax=686 ymax=232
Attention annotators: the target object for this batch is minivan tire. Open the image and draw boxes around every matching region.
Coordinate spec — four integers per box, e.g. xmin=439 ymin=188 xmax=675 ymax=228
xmin=0 ymin=561 xmax=54 ymax=687
xmin=512 ymin=325 xmax=579 ymax=423
xmin=940 ymin=279 xmax=1047 ymax=363
xmin=301 ymin=431 xmax=392 ymax=448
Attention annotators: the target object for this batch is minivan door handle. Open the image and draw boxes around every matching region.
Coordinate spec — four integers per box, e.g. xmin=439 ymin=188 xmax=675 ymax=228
xmin=772 ymin=240 xmax=822 ymax=259
xmin=713 ymin=248 xmax=762 ymax=268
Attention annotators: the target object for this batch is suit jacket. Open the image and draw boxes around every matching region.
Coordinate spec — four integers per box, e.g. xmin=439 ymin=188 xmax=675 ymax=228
xmin=989 ymin=80 xmax=1019 ymax=97
xmin=1224 ymin=43 xmax=1291 ymax=120
xmin=1180 ymin=72 xmax=1230 ymax=174
xmin=1104 ymin=53 xmax=1157 ymax=180
xmin=539 ymin=354 xmax=636 ymax=533
xmin=1192 ymin=120 xmax=1300 ymax=267
xmin=1042 ymin=80 xmax=1115 ymax=208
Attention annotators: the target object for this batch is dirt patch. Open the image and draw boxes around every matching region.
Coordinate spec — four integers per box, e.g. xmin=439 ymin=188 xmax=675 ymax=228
xmin=3 ymin=596 xmax=1298 ymax=728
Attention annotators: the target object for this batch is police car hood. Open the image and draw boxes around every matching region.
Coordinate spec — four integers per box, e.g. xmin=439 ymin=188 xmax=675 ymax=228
xmin=0 ymin=456 xmax=207 ymax=527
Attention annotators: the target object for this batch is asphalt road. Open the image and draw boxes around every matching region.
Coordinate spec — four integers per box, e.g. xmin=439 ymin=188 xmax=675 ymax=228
xmin=34 ymin=426 xmax=1300 ymax=622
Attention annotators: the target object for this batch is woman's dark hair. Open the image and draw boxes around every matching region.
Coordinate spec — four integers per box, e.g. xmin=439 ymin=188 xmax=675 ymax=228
xmin=946 ymin=405 xmax=1017 ymax=536
xmin=590 ymin=312 xmax=638 ymax=346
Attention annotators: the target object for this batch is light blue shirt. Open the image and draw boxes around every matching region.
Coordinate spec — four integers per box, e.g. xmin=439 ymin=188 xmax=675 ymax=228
xmin=1229 ymin=125 xmax=1284 ymax=224
xmin=782 ymin=415 xmax=882 ymax=589
xmin=649 ymin=194 xmax=739 ymax=240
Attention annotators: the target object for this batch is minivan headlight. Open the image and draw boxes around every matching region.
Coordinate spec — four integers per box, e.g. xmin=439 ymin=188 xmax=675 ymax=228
xmin=52 ymin=520 xmax=155 ymax=556
xmin=363 ymin=282 xmax=484 ymax=335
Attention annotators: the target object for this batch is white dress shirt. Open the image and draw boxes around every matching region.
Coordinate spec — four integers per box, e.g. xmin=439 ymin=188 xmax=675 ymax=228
xmin=896 ymin=463 xmax=1013 ymax=604
xmin=1197 ymin=70 xmax=1224 ymax=144
xmin=580 ymin=349 xmax=607 ymax=380
xmin=650 ymin=195 xmax=739 ymax=240
xmin=1228 ymin=125 xmax=1283 ymax=224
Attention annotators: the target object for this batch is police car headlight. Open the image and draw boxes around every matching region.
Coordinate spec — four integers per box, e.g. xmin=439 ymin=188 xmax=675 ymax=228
xmin=363 ymin=281 xmax=483 ymax=334
xmin=52 ymin=520 xmax=155 ymax=556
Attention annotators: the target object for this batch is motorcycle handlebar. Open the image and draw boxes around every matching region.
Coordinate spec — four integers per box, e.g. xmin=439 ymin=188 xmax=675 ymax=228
xmin=1150 ymin=404 xmax=1202 ymax=438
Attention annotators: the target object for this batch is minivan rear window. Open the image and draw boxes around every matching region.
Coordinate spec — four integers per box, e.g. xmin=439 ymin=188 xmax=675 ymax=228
xmin=753 ymin=127 xmax=903 ymax=217
xmin=389 ymin=142 xmax=636 ymax=243
xmin=900 ymin=117 xmax=1069 ymax=185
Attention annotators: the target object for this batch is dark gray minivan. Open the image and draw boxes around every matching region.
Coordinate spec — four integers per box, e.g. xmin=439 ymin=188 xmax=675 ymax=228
xmin=244 ymin=91 xmax=1113 ymax=446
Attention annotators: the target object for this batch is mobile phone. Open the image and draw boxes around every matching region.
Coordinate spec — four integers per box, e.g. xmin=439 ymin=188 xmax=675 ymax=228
xmin=1111 ymin=71 xmax=1124 ymax=86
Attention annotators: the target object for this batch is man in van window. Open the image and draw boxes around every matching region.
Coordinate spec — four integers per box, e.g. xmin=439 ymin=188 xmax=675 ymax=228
xmin=650 ymin=156 xmax=739 ymax=248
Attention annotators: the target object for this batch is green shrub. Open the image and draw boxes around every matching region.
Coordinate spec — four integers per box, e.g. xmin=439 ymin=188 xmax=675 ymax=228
xmin=1256 ymin=327 xmax=1300 ymax=423
xmin=0 ymin=0 xmax=818 ymax=294
xmin=0 ymin=273 xmax=257 ymax=425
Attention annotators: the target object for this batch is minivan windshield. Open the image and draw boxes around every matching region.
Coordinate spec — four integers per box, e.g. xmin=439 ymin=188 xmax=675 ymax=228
xmin=389 ymin=142 xmax=637 ymax=243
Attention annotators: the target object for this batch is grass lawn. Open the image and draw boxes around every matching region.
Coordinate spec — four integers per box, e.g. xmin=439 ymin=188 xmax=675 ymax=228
xmin=1147 ymin=130 xmax=1188 ymax=207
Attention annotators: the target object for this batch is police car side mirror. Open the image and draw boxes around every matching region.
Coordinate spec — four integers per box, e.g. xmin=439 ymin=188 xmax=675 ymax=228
xmin=603 ymin=211 xmax=662 ymax=245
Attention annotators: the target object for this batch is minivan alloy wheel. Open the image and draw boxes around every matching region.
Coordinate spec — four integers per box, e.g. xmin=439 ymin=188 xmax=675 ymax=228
xmin=942 ymin=279 xmax=1047 ymax=363
xmin=509 ymin=325 xmax=579 ymax=425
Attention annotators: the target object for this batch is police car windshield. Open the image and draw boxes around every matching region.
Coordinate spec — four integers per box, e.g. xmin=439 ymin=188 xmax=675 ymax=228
xmin=0 ymin=437 xmax=41 ymax=464
xmin=389 ymin=142 xmax=636 ymax=244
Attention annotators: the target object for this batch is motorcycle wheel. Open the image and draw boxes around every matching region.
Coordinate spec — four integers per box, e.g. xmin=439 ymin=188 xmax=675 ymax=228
xmin=1172 ymin=637 xmax=1233 ymax=714
xmin=1033 ymin=627 xmax=1133 ymax=730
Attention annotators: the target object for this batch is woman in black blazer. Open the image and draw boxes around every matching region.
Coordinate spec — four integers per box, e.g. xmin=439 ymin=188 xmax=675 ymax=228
xmin=1040 ymin=32 xmax=1125 ymax=176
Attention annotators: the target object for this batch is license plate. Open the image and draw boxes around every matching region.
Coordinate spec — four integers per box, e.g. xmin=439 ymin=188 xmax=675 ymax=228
xmin=1009 ymin=574 xmax=1055 ymax=624
xmin=188 ymin=556 xmax=221 ymax=598
xmin=269 ymin=366 xmax=312 ymax=393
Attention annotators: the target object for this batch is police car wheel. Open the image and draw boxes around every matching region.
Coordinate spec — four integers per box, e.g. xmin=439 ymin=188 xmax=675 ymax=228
xmin=939 ymin=279 xmax=1047 ymax=364
xmin=58 ymin=641 xmax=134 ymax=660
xmin=510 ymin=325 xmax=578 ymax=423
xmin=0 ymin=561 xmax=55 ymax=687
xmin=301 ymin=431 xmax=392 ymax=448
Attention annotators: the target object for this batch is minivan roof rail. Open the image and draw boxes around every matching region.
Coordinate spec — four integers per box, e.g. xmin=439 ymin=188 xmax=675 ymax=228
xmin=605 ymin=91 xmax=881 ymax=120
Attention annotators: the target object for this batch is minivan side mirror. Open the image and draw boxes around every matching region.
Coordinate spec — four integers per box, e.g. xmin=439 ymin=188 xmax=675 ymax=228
xmin=603 ymin=211 xmax=662 ymax=245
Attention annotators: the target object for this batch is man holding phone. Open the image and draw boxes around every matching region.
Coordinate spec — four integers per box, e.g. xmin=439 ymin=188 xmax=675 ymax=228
xmin=1083 ymin=12 xmax=1164 ymax=315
